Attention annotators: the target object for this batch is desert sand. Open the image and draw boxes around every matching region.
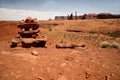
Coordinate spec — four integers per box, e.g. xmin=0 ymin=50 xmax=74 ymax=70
xmin=0 ymin=19 xmax=120 ymax=80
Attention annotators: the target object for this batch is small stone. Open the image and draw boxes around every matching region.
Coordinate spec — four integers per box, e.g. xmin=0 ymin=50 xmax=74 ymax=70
xmin=70 ymin=51 xmax=78 ymax=55
xmin=58 ymin=76 xmax=67 ymax=80
xmin=61 ymin=63 xmax=67 ymax=67
xmin=88 ymin=65 xmax=91 ymax=68
xmin=75 ymin=60 xmax=79 ymax=62
xmin=91 ymin=60 xmax=95 ymax=63
xmin=10 ymin=72 xmax=14 ymax=75
xmin=46 ymin=67 xmax=51 ymax=73
xmin=0 ymin=51 xmax=11 ymax=54
xmin=17 ymin=43 xmax=22 ymax=47
xmin=75 ymin=47 xmax=86 ymax=50
xmin=59 ymin=72 xmax=63 ymax=75
xmin=31 ymin=67 xmax=35 ymax=71
xmin=85 ymin=72 xmax=91 ymax=79
xmin=102 ymin=64 xmax=107 ymax=68
xmin=16 ymin=74 xmax=21 ymax=79
xmin=31 ymin=50 xmax=38 ymax=56
xmin=13 ymin=47 xmax=21 ymax=50
xmin=111 ymin=73 xmax=114 ymax=77
xmin=38 ymin=77 xmax=44 ymax=80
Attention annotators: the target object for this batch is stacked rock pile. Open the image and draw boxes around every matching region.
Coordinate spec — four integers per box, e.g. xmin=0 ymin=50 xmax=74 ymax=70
xmin=10 ymin=17 xmax=47 ymax=48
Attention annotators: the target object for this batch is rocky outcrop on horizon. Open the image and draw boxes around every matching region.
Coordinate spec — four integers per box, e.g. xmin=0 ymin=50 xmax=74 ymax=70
xmin=55 ymin=13 xmax=120 ymax=20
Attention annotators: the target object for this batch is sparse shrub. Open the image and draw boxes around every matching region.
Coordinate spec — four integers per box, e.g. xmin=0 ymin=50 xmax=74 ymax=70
xmin=89 ymin=31 xmax=96 ymax=34
xmin=89 ymin=30 xmax=120 ymax=38
xmin=46 ymin=26 xmax=52 ymax=31
xmin=100 ymin=41 xmax=120 ymax=50
xmin=108 ymin=31 xmax=120 ymax=37
xmin=48 ymin=27 xmax=52 ymax=31
xmin=60 ymin=38 xmax=67 ymax=44
xmin=53 ymin=23 xmax=59 ymax=26
xmin=60 ymin=39 xmax=64 ymax=43
xmin=43 ymin=26 xmax=52 ymax=31
xmin=100 ymin=41 xmax=111 ymax=48
xmin=111 ymin=42 xmax=120 ymax=49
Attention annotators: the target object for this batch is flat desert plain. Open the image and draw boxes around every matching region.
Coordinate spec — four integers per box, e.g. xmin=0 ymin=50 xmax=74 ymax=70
xmin=0 ymin=19 xmax=120 ymax=80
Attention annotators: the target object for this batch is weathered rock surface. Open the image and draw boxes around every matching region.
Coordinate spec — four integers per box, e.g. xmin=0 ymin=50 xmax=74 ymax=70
xmin=31 ymin=50 xmax=39 ymax=56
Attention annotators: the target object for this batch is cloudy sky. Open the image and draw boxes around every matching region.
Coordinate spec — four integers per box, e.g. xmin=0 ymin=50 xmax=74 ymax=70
xmin=0 ymin=0 xmax=120 ymax=20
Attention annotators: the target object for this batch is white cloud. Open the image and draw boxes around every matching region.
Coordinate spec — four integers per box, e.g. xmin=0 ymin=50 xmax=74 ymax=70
xmin=0 ymin=8 xmax=65 ymax=20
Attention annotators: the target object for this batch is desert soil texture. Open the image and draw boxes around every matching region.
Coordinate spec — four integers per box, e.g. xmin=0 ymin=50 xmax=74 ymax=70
xmin=0 ymin=19 xmax=120 ymax=80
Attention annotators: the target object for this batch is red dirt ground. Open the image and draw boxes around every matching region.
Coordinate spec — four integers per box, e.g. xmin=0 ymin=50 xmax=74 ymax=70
xmin=0 ymin=20 xmax=120 ymax=80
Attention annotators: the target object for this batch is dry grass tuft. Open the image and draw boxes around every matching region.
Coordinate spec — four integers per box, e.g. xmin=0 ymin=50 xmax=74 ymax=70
xmin=100 ymin=41 xmax=120 ymax=50
xmin=111 ymin=42 xmax=120 ymax=49
xmin=100 ymin=41 xmax=111 ymax=48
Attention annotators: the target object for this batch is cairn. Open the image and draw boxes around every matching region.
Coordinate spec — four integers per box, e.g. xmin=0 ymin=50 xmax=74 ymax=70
xmin=10 ymin=17 xmax=47 ymax=48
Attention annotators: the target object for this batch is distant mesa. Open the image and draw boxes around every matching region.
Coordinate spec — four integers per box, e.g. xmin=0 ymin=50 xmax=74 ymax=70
xmin=55 ymin=12 xmax=120 ymax=20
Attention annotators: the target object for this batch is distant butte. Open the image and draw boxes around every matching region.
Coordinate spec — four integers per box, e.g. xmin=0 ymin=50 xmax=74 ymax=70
xmin=55 ymin=13 xmax=120 ymax=20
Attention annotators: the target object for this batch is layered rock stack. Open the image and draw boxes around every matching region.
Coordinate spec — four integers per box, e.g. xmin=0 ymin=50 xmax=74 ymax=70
xmin=18 ymin=17 xmax=40 ymax=38
xmin=10 ymin=17 xmax=47 ymax=48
